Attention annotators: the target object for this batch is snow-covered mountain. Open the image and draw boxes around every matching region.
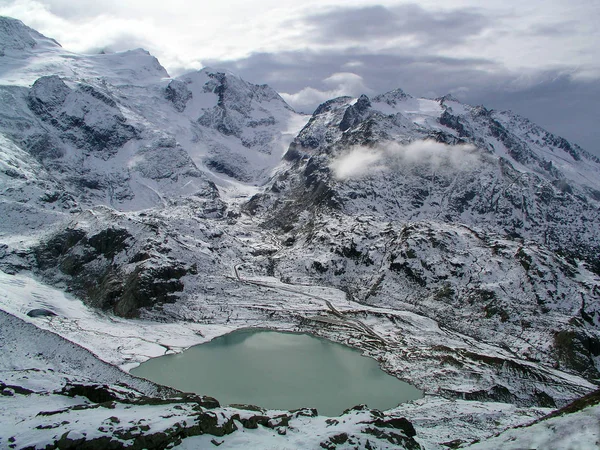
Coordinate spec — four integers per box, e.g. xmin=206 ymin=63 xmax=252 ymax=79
xmin=1 ymin=16 xmax=600 ymax=449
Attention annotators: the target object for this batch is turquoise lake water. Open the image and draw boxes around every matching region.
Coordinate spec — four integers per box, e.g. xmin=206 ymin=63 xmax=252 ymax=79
xmin=131 ymin=329 xmax=422 ymax=416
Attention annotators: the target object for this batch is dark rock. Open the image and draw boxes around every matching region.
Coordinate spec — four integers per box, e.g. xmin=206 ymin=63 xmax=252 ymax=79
xmin=205 ymin=158 xmax=250 ymax=182
xmin=60 ymin=384 xmax=122 ymax=404
xmin=27 ymin=76 xmax=138 ymax=157
xmin=165 ymin=80 xmax=192 ymax=112
xmin=339 ymin=95 xmax=372 ymax=132
xmin=343 ymin=404 xmax=375 ymax=415
xmin=180 ymin=393 xmax=220 ymax=409
xmin=0 ymin=381 xmax=33 ymax=396
xmin=129 ymin=252 xmax=151 ymax=263
xmin=439 ymin=110 xmax=470 ymax=138
xmin=236 ymin=414 xmax=271 ymax=429
xmin=554 ymin=330 xmax=600 ymax=378
xmin=192 ymin=411 xmax=238 ymax=437
xmin=26 ymin=308 xmax=57 ymax=318
xmin=534 ymin=390 xmax=557 ymax=408
xmin=228 ymin=403 xmax=265 ymax=412
xmin=363 ymin=427 xmax=421 ymax=450
xmin=33 ymin=226 xmax=193 ymax=317
xmin=25 ymin=133 xmax=65 ymax=160
xmin=463 ymin=385 xmax=517 ymax=404
xmin=330 ymin=432 xmax=348 ymax=444
xmin=114 ymin=264 xmax=188 ymax=317
xmin=371 ymin=417 xmax=416 ymax=437
xmin=27 ymin=76 xmax=71 ymax=115
xmin=290 ymin=407 xmax=318 ymax=417
xmin=268 ymin=414 xmax=290 ymax=428
xmin=442 ymin=439 xmax=466 ymax=449
xmin=87 ymin=228 xmax=131 ymax=260
xmin=78 ymin=84 xmax=117 ymax=108
xmin=34 ymin=228 xmax=87 ymax=269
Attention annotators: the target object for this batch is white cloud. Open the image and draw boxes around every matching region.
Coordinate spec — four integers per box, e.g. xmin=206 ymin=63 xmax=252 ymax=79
xmin=281 ymin=72 xmax=372 ymax=112
xmin=342 ymin=60 xmax=364 ymax=69
xmin=1 ymin=0 xmax=598 ymax=79
xmin=330 ymin=140 xmax=479 ymax=180
xmin=329 ymin=147 xmax=385 ymax=179
xmin=0 ymin=0 xmax=315 ymax=74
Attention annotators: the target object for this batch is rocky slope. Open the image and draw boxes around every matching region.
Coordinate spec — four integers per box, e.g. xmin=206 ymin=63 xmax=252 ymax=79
xmin=244 ymin=89 xmax=600 ymax=381
xmin=1 ymin=16 xmax=600 ymax=449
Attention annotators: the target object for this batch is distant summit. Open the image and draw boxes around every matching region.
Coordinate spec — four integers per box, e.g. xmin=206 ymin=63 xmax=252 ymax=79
xmin=436 ymin=93 xmax=461 ymax=104
xmin=372 ymin=88 xmax=412 ymax=106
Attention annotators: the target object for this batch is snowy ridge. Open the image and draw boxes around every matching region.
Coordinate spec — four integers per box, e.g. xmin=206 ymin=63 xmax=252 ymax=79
xmin=0 ymin=17 xmax=167 ymax=88
xmin=0 ymin=16 xmax=60 ymax=54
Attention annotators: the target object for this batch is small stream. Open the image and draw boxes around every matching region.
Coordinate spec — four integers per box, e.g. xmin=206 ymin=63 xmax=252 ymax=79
xmin=131 ymin=329 xmax=422 ymax=416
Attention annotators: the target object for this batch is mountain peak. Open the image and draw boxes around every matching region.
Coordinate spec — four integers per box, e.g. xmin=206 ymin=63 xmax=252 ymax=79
xmin=0 ymin=16 xmax=61 ymax=55
xmin=436 ymin=93 xmax=461 ymax=104
xmin=372 ymin=88 xmax=412 ymax=106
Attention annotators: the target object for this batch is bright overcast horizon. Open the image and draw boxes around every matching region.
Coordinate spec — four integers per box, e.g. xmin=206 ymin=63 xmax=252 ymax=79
xmin=1 ymin=0 xmax=598 ymax=154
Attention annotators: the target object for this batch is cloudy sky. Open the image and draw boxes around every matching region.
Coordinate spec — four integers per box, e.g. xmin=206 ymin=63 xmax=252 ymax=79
xmin=1 ymin=0 xmax=598 ymax=153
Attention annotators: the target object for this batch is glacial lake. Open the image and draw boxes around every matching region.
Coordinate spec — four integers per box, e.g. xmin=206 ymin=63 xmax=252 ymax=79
xmin=131 ymin=330 xmax=423 ymax=416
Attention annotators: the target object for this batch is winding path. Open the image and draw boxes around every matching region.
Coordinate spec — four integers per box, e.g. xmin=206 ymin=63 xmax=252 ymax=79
xmin=232 ymin=264 xmax=387 ymax=344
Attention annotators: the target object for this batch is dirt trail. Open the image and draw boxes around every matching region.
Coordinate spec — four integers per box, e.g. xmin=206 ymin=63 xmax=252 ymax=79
xmin=233 ymin=265 xmax=387 ymax=344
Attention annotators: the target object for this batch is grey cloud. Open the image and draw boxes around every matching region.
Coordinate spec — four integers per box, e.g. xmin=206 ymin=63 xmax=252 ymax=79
xmin=528 ymin=21 xmax=579 ymax=37
xmin=301 ymin=4 xmax=491 ymax=48
xmin=201 ymin=2 xmax=598 ymax=153
xmin=473 ymin=75 xmax=600 ymax=154
xmin=204 ymin=51 xmax=499 ymax=97
xmin=203 ymin=50 xmax=503 ymax=105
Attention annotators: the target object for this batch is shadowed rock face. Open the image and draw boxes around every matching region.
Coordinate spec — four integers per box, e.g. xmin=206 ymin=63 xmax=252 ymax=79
xmin=165 ymin=79 xmax=192 ymax=112
xmin=250 ymin=93 xmax=600 ymax=274
xmin=27 ymin=76 xmax=138 ymax=158
xmin=339 ymin=95 xmax=372 ymax=132
xmin=554 ymin=330 xmax=600 ymax=378
xmin=32 ymin=226 xmax=194 ymax=318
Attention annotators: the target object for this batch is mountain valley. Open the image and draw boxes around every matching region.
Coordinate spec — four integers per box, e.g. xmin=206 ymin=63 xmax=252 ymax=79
xmin=1 ymin=16 xmax=599 ymax=449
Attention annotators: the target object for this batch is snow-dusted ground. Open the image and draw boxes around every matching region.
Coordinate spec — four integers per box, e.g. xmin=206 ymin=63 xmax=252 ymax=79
xmin=0 ymin=263 xmax=592 ymax=448
xmin=0 ymin=269 xmax=592 ymax=449
xmin=0 ymin=303 xmax=425 ymax=449
xmin=466 ymin=402 xmax=600 ymax=449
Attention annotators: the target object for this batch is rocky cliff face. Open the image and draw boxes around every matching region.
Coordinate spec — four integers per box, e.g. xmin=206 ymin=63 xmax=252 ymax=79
xmin=252 ymin=93 xmax=600 ymax=266
xmin=174 ymin=68 xmax=306 ymax=183
xmin=243 ymin=91 xmax=600 ymax=379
